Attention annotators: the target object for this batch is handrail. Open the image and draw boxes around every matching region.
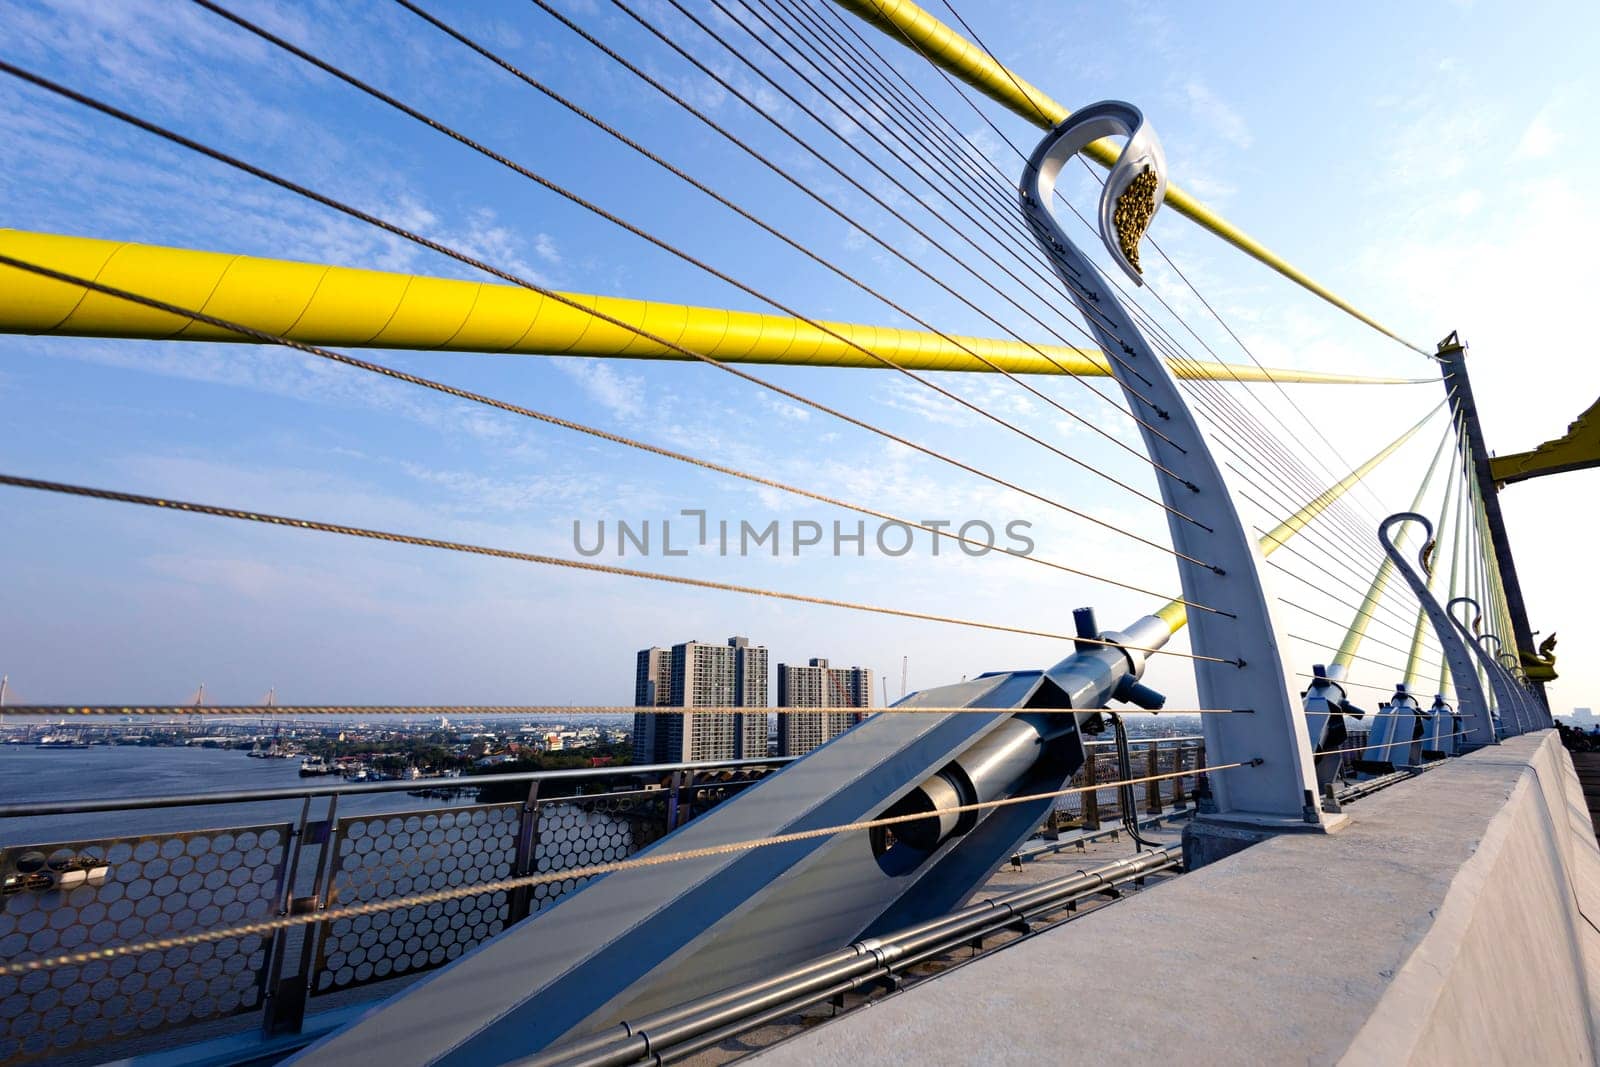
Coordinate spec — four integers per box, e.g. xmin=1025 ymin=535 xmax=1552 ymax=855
xmin=0 ymin=755 xmax=798 ymax=818
xmin=0 ymin=738 xmax=1205 ymax=819
xmin=830 ymin=0 xmax=1429 ymax=355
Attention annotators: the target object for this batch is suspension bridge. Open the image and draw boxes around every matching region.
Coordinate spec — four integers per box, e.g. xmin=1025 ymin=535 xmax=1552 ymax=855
xmin=0 ymin=0 xmax=1596 ymax=1063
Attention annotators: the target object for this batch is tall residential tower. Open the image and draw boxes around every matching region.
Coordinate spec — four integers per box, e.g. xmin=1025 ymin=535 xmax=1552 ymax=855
xmin=776 ymin=658 xmax=874 ymax=757
xmin=632 ymin=636 xmax=769 ymax=764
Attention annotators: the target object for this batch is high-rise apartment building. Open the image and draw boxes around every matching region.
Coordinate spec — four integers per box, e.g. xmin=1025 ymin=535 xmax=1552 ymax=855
xmin=776 ymin=658 xmax=874 ymax=757
xmin=632 ymin=636 xmax=769 ymax=764
xmin=632 ymin=647 xmax=671 ymax=767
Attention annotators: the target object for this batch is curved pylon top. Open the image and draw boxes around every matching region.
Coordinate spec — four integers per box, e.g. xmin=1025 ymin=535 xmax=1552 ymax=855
xmin=1025 ymin=101 xmax=1166 ymax=285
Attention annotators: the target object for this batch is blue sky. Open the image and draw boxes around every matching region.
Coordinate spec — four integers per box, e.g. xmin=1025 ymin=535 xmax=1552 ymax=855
xmin=2 ymin=0 xmax=1596 ymax=713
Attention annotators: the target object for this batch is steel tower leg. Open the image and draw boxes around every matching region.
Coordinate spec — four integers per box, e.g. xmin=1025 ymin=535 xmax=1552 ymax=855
xmin=1436 ymin=335 xmax=1549 ymax=716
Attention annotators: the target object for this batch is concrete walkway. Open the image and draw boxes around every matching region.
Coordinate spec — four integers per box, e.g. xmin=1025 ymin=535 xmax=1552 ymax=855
xmin=753 ymin=733 xmax=1600 ymax=1067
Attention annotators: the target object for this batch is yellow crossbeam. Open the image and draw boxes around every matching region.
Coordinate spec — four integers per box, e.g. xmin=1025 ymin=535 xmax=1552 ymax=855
xmin=0 ymin=230 xmax=1412 ymax=384
xmin=831 ymin=0 xmax=1427 ymax=355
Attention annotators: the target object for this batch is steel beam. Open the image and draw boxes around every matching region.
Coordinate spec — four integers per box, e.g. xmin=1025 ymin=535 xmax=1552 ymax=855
xmin=1436 ymin=335 xmax=1548 ymax=709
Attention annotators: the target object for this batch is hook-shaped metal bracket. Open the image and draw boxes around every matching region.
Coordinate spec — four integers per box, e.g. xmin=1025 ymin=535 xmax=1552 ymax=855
xmin=1378 ymin=513 xmax=1494 ymax=747
xmin=1449 ymin=596 xmax=1529 ymax=735
xmin=1022 ymin=103 xmax=1325 ymax=830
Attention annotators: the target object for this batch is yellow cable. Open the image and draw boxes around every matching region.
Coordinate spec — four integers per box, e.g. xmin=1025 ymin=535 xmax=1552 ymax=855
xmin=830 ymin=0 xmax=1428 ymax=354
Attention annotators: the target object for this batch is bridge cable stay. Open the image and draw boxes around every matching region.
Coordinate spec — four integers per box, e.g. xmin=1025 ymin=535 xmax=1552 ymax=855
xmin=793 ymin=16 xmax=1491 ymax=729
xmin=727 ymin=0 xmax=1444 ymax=676
xmin=746 ymin=0 xmax=1413 ymax=579
xmin=100 ymin=0 xmax=1414 ymax=607
xmin=1472 ymin=470 xmax=1519 ymax=657
xmin=574 ymin=0 xmax=1195 ymax=409
xmin=1282 ymin=420 xmax=1459 ymax=677
xmin=913 ymin=2 xmax=1445 ymax=615
xmin=806 ymin=0 xmax=1433 ymax=473
xmin=918 ymin=0 xmax=1425 ymax=529
xmin=825 ymin=0 xmax=1447 ymax=610
xmin=808 ymin=0 xmax=1437 ymax=487
xmin=625 ymin=0 xmax=1173 ymax=376
xmin=1455 ymin=444 xmax=1523 ymax=723
xmin=0 ymin=471 xmax=1235 ymax=664
xmin=795 ymin=0 xmax=1444 ymax=633
xmin=0 ymin=255 xmax=1222 ymax=615
xmin=656 ymin=0 xmax=1184 ymax=383
xmin=0 ymin=41 xmax=1234 ymax=567
xmin=0 ymin=64 xmax=1222 ymax=568
xmin=1149 ymin=402 xmax=1440 ymax=631
xmin=385 ymin=0 xmax=1199 ymax=462
xmin=206 ymin=0 xmax=1209 ymax=513
xmin=181 ymin=1 xmax=1213 ymax=517
xmin=1144 ymin=397 xmax=1443 ymax=678
xmin=828 ymin=0 xmax=1429 ymax=356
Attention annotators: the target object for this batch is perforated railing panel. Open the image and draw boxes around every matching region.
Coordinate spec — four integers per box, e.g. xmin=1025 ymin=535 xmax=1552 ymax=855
xmin=309 ymin=794 xmax=669 ymax=996
xmin=529 ymin=794 xmax=661 ymax=912
xmin=0 ymin=823 xmax=291 ymax=1064
xmin=311 ymin=804 xmax=520 ymax=995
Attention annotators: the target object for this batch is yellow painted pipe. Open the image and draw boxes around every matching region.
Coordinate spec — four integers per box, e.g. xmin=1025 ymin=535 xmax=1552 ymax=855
xmin=0 ymin=230 xmax=1411 ymax=384
xmin=831 ymin=0 xmax=1428 ymax=355
xmin=1155 ymin=403 xmax=1440 ymax=632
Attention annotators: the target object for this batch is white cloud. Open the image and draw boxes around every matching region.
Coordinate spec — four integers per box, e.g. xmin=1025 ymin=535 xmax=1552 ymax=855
xmin=1516 ymin=110 xmax=1558 ymax=158
xmin=556 ymin=359 xmax=647 ymax=421
xmin=1183 ymin=80 xmax=1253 ymax=150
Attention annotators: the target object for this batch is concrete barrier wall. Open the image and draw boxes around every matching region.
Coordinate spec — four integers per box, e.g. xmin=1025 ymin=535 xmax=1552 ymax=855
xmin=754 ymin=732 xmax=1600 ymax=1066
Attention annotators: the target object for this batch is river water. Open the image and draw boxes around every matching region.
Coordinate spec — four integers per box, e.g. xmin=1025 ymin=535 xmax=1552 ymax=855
xmin=0 ymin=745 xmax=483 ymax=846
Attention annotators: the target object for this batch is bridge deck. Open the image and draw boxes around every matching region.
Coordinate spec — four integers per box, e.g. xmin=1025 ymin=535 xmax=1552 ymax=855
xmin=1570 ymin=751 xmax=1600 ymax=844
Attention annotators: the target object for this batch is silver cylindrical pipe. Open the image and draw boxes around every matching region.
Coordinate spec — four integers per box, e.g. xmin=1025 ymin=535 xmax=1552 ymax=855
xmin=892 ymin=717 xmax=1046 ymax=851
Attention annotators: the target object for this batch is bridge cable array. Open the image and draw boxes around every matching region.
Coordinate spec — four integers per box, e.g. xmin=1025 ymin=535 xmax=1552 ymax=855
xmin=0 ymin=253 xmax=1223 ymax=615
xmin=0 ymin=470 xmax=1238 ymax=664
xmin=0 ymin=58 xmax=1217 ymax=570
xmin=777 ymin=0 xmax=1448 ymax=653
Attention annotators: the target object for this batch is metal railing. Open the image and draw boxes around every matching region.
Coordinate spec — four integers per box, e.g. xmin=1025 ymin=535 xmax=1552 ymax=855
xmin=0 ymin=754 xmax=790 ymax=1064
xmin=0 ymin=738 xmax=1205 ymax=1063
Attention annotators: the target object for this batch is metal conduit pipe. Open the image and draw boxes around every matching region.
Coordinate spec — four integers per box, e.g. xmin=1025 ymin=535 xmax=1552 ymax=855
xmin=519 ymin=848 xmax=1179 ymax=1067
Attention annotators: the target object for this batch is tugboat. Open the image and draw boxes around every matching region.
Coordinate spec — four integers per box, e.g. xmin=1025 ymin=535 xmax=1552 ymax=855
xmin=299 ymin=755 xmax=333 ymax=776
xmin=35 ymin=733 xmax=90 ymax=749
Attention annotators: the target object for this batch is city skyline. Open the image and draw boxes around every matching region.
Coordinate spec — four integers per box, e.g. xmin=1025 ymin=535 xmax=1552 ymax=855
xmin=632 ymin=635 xmax=878 ymax=762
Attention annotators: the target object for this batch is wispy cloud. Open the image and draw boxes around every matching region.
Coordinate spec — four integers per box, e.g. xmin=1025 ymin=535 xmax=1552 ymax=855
xmin=556 ymin=359 xmax=648 ymax=421
xmin=1182 ymin=80 xmax=1253 ymax=150
xmin=1516 ymin=109 xmax=1558 ymax=159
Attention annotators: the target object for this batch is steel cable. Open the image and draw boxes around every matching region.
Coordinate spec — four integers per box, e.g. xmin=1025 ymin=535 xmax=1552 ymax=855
xmin=0 ymin=62 xmax=1214 ymax=568
xmin=0 ymin=472 xmax=1239 ymax=664
xmin=829 ymin=0 xmax=1438 ymax=589
xmin=0 ymin=253 xmax=1226 ymax=614
xmin=204 ymin=0 xmax=1210 ymax=521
